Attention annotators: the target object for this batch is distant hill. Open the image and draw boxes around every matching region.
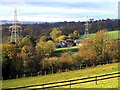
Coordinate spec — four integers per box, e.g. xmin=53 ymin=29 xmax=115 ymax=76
xmin=1 ymin=19 xmax=119 ymax=39
xmin=0 ymin=20 xmax=45 ymax=24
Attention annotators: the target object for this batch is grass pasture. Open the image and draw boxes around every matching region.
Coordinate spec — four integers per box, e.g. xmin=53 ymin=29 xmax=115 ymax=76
xmin=81 ymin=30 xmax=119 ymax=39
xmin=56 ymin=78 xmax=118 ymax=88
xmin=107 ymin=30 xmax=119 ymax=39
xmin=2 ymin=63 xmax=119 ymax=89
xmin=53 ymin=46 xmax=79 ymax=56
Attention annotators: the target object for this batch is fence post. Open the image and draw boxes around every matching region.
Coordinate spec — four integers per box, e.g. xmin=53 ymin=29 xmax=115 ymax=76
xmin=38 ymin=72 xmax=39 ymax=76
xmin=16 ymin=74 xmax=18 ymax=78
xmin=70 ymin=81 xmax=71 ymax=89
xmin=95 ymin=76 xmax=97 ymax=85
xmin=23 ymin=73 xmax=25 ymax=77
xmin=43 ymin=84 xmax=44 ymax=90
xmin=52 ymin=66 xmax=53 ymax=74
xmin=59 ymin=69 xmax=61 ymax=73
xmin=9 ymin=75 xmax=11 ymax=79
xmin=80 ymin=64 xmax=81 ymax=69
xmin=44 ymin=71 xmax=46 ymax=75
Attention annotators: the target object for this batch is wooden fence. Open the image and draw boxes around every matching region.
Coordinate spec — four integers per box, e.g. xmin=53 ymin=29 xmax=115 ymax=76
xmin=2 ymin=72 xmax=120 ymax=90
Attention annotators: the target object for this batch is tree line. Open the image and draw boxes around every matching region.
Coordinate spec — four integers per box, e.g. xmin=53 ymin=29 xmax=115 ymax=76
xmin=2 ymin=19 xmax=119 ymax=42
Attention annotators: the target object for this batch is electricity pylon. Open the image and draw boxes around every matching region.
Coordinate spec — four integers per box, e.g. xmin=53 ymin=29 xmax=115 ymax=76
xmin=9 ymin=8 xmax=21 ymax=44
xmin=84 ymin=17 xmax=89 ymax=35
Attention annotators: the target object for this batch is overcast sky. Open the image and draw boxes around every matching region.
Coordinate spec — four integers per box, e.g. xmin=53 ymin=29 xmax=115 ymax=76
xmin=0 ymin=0 xmax=119 ymax=22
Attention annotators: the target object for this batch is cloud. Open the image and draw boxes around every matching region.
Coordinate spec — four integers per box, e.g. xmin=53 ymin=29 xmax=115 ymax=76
xmin=0 ymin=0 xmax=119 ymax=22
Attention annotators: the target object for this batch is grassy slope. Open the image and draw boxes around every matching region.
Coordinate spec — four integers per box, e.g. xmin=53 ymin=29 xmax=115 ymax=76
xmin=53 ymin=46 xmax=79 ymax=56
xmin=2 ymin=63 xmax=119 ymax=88
xmin=107 ymin=30 xmax=119 ymax=39
xmin=81 ymin=30 xmax=120 ymax=39
xmin=72 ymin=78 xmax=118 ymax=88
xmin=55 ymin=78 xmax=118 ymax=88
xmin=55 ymin=46 xmax=79 ymax=51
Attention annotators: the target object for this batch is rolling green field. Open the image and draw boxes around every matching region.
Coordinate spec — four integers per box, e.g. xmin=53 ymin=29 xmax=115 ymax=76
xmin=2 ymin=63 xmax=119 ymax=89
xmin=55 ymin=46 xmax=79 ymax=51
xmin=107 ymin=30 xmax=120 ymax=39
xmin=53 ymin=46 xmax=79 ymax=56
xmin=81 ymin=30 xmax=119 ymax=39
xmin=56 ymin=78 xmax=119 ymax=88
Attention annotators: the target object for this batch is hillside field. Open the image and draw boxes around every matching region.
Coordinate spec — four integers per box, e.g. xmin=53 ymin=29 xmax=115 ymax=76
xmin=53 ymin=46 xmax=79 ymax=56
xmin=2 ymin=63 xmax=119 ymax=89
xmin=81 ymin=30 xmax=119 ymax=39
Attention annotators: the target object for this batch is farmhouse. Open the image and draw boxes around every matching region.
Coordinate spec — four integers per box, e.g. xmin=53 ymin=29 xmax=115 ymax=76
xmin=57 ymin=39 xmax=82 ymax=48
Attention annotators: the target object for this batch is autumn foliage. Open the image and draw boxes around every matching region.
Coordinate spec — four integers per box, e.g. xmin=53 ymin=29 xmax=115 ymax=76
xmin=79 ymin=29 xmax=119 ymax=66
xmin=1 ymin=29 xmax=119 ymax=79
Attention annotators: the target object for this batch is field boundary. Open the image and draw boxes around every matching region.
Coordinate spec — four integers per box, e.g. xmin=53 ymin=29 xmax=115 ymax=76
xmin=2 ymin=72 xmax=120 ymax=90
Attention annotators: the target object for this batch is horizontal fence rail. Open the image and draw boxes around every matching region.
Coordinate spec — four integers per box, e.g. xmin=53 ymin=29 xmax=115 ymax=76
xmin=2 ymin=72 xmax=120 ymax=90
